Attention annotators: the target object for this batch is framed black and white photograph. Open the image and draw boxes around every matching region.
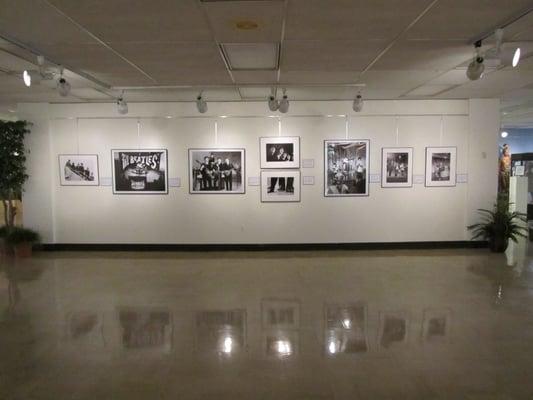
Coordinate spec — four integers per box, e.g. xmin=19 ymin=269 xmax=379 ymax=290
xmin=261 ymin=170 xmax=301 ymax=202
xmin=112 ymin=149 xmax=168 ymax=194
xmin=59 ymin=154 xmax=99 ymax=186
xmin=189 ymin=148 xmax=245 ymax=194
xmin=381 ymin=148 xmax=413 ymax=188
xmin=425 ymin=147 xmax=457 ymax=187
xmin=324 ymin=140 xmax=369 ymax=196
xmin=260 ymin=136 xmax=300 ymax=169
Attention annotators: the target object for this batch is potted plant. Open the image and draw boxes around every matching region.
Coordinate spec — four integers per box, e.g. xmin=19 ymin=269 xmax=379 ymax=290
xmin=5 ymin=226 xmax=40 ymax=258
xmin=467 ymin=195 xmax=528 ymax=252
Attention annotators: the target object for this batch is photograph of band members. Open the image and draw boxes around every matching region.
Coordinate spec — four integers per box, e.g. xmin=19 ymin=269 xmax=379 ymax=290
xmin=386 ymin=152 xmax=409 ymax=183
xmin=325 ymin=140 xmax=369 ymax=196
xmin=260 ymin=137 xmax=300 ymax=169
xmin=189 ymin=149 xmax=245 ymax=194
xmin=431 ymin=153 xmax=451 ymax=181
xmin=59 ymin=154 xmax=99 ymax=186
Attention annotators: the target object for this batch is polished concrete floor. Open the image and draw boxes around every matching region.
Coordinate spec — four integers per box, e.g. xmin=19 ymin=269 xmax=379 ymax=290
xmin=1 ymin=244 xmax=533 ymax=400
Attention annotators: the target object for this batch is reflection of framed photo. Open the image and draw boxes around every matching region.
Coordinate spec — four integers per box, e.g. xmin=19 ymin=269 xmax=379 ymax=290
xmin=59 ymin=154 xmax=99 ymax=186
xmin=260 ymin=136 xmax=300 ymax=169
xmin=425 ymin=147 xmax=456 ymax=187
xmin=324 ymin=303 xmax=368 ymax=355
xmin=261 ymin=170 xmax=300 ymax=203
xmin=421 ymin=308 xmax=452 ymax=344
xmin=196 ymin=310 xmax=246 ymax=355
xmin=381 ymin=148 xmax=413 ymax=188
xmin=117 ymin=308 xmax=173 ymax=353
xmin=378 ymin=310 xmax=409 ymax=349
xmin=324 ymin=140 xmax=369 ymax=197
xmin=112 ymin=149 xmax=168 ymax=194
xmin=189 ymin=148 xmax=245 ymax=194
xmin=261 ymin=299 xmax=300 ymax=330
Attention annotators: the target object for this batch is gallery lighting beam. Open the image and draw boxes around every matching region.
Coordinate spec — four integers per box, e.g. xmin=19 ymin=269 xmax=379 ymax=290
xmin=353 ymin=93 xmax=364 ymax=112
xmin=466 ymin=41 xmax=485 ymax=81
xmin=196 ymin=93 xmax=208 ymax=114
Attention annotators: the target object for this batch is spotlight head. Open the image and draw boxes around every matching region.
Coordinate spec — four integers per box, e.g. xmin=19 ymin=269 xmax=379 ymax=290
xmin=501 ymin=131 xmax=508 ymax=138
xmin=196 ymin=95 xmax=208 ymax=114
xmin=57 ymin=77 xmax=71 ymax=97
xmin=466 ymin=56 xmax=484 ymax=80
xmin=117 ymin=97 xmax=128 ymax=115
xmin=278 ymin=92 xmax=289 ymax=113
xmin=268 ymin=95 xmax=279 ymax=112
xmin=353 ymin=94 xmax=364 ymax=112
xmin=512 ymin=47 xmax=521 ymax=67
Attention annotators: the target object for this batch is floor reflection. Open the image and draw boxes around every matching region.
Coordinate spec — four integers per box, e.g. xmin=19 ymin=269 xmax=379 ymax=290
xmin=1 ymin=248 xmax=533 ymax=399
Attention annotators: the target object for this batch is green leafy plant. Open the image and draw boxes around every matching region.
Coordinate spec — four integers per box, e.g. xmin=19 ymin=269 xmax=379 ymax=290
xmin=0 ymin=120 xmax=31 ymax=227
xmin=4 ymin=227 xmax=40 ymax=246
xmin=0 ymin=225 xmax=9 ymax=238
xmin=467 ymin=194 xmax=528 ymax=252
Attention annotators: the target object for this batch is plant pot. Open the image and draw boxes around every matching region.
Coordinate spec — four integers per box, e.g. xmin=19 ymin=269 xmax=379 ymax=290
xmin=0 ymin=238 xmax=12 ymax=257
xmin=489 ymin=236 xmax=509 ymax=253
xmin=13 ymin=242 xmax=33 ymax=258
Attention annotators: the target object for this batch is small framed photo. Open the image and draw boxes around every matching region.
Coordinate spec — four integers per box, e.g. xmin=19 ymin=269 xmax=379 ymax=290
xmin=260 ymin=136 xmax=300 ymax=169
xmin=261 ymin=170 xmax=301 ymax=202
xmin=189 ymin=148 xmax=245 ymax=194
xmin=112 ymin=149 xmax=168 ymax=194
xmin=381 ymin=148 xmax=413 ymax=188
xmin=59 ymin=154 xmax=99 ymax=186
xmin=425 ymin=147 xmax=457 ymax=187
xmin=324 ymin=140 xmax=369 ymax=197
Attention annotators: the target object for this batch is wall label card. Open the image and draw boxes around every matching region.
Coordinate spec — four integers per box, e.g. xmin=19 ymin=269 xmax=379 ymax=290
xmin=169 ymin=178 xmax=181 ymax=187
xmin=302 ymin=159 xmax=314 ymax=168
xmin=456 ymin=174 xmax=468 ymax=183
xmin=369 ymin=174 xmax=380 ymax=183
xmin=302 ymin=176 xmax=315 ymax=185
xmin=413 ymin=175 xmax=424 ymax=184
xmin=248 ymin=176 xmax=260 ymax=186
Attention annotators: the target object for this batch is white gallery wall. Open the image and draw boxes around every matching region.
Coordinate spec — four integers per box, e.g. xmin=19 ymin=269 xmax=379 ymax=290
xmin=19 ymin=99 xmax=499 ymax=244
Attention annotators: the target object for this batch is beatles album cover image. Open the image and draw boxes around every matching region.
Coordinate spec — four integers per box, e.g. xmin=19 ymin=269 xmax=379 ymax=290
xmin=59 ymin=154 xmax=99 ymax=186
xmin=112 ymin=149 xmax=168 ymax=194
xmin=324 ymin=140 xmax=369 ymax=197
xmin=189 ymin=148 xmax=245 ymax=194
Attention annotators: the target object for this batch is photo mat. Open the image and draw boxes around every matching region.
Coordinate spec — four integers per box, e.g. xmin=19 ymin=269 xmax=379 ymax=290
xmin=189 ymin=148 xmax=245 ymax=194
xmin=324 ymin=140 xmax=369 ymax=196
xmin=381 ymin=147 xmax=413 ymax=188
xmin=261 ymin=170 xmax=301 ymax=202
xmin=260 ymin=136 xmax=300 ymax=169
xmin=59 ymin=154 xmax=99 ymax=186
xmin=425 ymin=147 xmax=457 ymax=187
xmin=112 ymin=149 xmax=168 ymax=194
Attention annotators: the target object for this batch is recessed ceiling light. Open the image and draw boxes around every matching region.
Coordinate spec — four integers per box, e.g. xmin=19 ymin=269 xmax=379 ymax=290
xmin=221 ymin=43 xmax=279 ymax=70
xmin=235 ymin=20 xmax=258 ymax=30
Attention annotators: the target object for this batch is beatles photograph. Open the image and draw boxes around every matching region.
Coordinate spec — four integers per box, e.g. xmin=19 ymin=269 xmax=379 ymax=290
xmin=112 ymin=149 xmax=168 ymax=194
xmin=324 ymin=140 xmax=369 ymax=196
xmin=59 ymin=154 xmax=99 ymax=186
xmin=381 ymin=147 xmax=413 ymax=188
xmin=425 ymin=147 xmax=456 ymax=187
xmin=260 ymin=136 xmax=300 ymax=169
xmin=261 ymin=170 xmax=301 ymax=202
xmin=189 ymin=148 xmax=245 ymax=194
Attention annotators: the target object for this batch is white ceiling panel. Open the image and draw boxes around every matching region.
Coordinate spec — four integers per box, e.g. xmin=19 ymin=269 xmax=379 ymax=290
xmin=406 ymin=0 xmax=533 ymax=40
xmin=286 ymin=0 xmax=434 ymax=41
xmin=359 ymin=70 xmax=441 ymax=89
xmin=204 ymin=0 xmax=284 ymax=42
xmin=372 ymin=40 xmax=473 ymax=71
xmin=279 ymin=71 xmax=360 ymax=84
xmin=283 ymin=40 xmax=387 ymax=71
xmin=232 ymin=70 xmax=278 ymax=84
xmin=222 ymin=43 xmax=279 ymax=70
xmin=47 ymin=0 xmax=212 ymax=43
xmin=238 ymin=87 xmax=272 ymax=100
xmin=122 ymin=87 xmax=240 ymax=102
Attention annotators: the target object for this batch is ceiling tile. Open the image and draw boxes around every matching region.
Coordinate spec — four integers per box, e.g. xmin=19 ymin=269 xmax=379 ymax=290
xmin=359 ymin=70 xmax=442 ymax=89
xmin=233 ymin=70 xmax=278 ymax=84
xmin=279 ymin=71 xmax=360 ymax=84
xmin=286 ymin=0 xmax=434 ymax=41
xmin=203 ymin=0 xmax=284 ymax=42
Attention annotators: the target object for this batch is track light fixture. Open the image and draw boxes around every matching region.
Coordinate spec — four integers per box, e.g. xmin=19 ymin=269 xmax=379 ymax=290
xmin=196 ymin=93 xmax=208 ymax=114
xmin=22 ymin=55 xmax=53 ymax=87
xmin=278 ymin=89 xmax=289 ymax=113
xmin=466 ymin=40 xmax=484 ymax=81
xmin=57 ymin=67 xmax=71 ymax=97
xmin=353 ymin=93 xmax=364 ymax=112
xmin=512 ymin=47 xmax=521 ymax=67
xmin=117 ymin=92 xmax=128 ymax=115
xmin=268 ymin=94 xmax=279 ymax=112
